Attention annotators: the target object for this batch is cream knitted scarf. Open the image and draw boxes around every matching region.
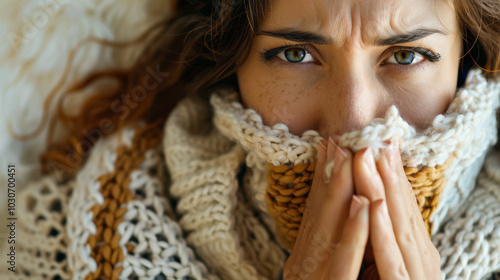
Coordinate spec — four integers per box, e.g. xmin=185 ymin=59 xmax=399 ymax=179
xmin=211 ymin=68 xmax=500 ymax=236
xmin=4 ymin=69 xmax=498 ymax=280
xmin=165 ymin=68 xmax=500 ymax=279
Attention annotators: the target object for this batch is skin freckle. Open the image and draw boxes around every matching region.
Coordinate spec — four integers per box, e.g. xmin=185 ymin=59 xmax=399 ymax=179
xmin=236 ymin=0 xmax=461 ymax=137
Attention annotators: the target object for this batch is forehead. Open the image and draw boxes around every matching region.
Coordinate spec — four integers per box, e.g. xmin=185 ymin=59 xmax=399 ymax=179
xmin=260 ymin=0 xmax=456 ymax=45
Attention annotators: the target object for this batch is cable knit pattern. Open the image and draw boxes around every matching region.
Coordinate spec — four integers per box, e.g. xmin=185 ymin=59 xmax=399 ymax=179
xmin=164 ymin=95 xmax=286 ymax=280
xmin=5 ymin=1 xmax=500 ymax=280
xmin=211 ymin=69 xmax=500 ymax=234
xmin=1 ymin=123 xmax=213 ymax=280
xmin=2 ymin=71 xmax=499 ymax=279
xmin=432 ymin=151 xmax=500 ymax=279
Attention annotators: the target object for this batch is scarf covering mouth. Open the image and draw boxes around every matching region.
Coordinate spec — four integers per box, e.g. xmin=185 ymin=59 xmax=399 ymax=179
xmin=211 ymin=69 xmax=500 ymax=249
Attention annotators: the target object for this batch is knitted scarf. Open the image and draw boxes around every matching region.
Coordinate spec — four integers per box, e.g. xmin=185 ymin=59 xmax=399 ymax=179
xmin=164 ymin=70 xmax=500 ymax=279
xmin=164 ymin=68 xmax=500 ymax=279
xmin=211 ymin=68 xmax=500 ymax=248
xmin=5 ymin=69 xmax=498 ymax=280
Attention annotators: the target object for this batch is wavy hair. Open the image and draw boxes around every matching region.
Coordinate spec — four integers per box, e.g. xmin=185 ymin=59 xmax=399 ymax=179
xmin=23 ymin=0 xmax=499 ymax=178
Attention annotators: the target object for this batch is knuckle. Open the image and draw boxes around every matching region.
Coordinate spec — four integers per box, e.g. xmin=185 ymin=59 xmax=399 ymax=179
xmin=373 ymin=257 xmax=408 ymax=279
xmin=396 ymin=262 xmax=410 ymax=279
xmin=382 ymin=258 xmax=409 ymax=279
xmin=378 ymin=230 xmax=395 ymax=246
xmin=397 ymin=225 xmax=415 ymax=248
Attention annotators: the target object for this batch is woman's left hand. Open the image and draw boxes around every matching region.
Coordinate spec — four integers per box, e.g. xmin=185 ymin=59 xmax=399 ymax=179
xmin=352 ymin=138 xmax=442 ymax=280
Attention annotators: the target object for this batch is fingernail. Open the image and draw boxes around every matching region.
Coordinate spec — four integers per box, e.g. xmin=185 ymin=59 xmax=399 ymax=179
xmin=385 ymin=138 xmax=397 ymax=169
xmin=349 ymin=195 xmax=363 ymax=219
xmin=333 ymin=145 xmax=348 ymax=174
xmin=319 ymin=139 xmax=327 ymax=151
xmin=323 ymin=138 xmax=336 ymax=183
xmin=327 ymin=137 xmax=336 ymax=162
xmin=363 ymin=147 xmax=377 ymax=174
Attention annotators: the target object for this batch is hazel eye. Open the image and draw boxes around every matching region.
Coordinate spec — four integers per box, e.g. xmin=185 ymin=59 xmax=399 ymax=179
xmin=277 ymin=48 xmax=316 ymax=63
xmin=387 ymin=50 xmax=424 ymax=65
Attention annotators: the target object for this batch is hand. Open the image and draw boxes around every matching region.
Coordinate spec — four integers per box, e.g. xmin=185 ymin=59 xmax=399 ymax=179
xmin=283 ymin=137 xmax=370 ymax=279
xmin=353 ymin=138 xmax=442 ymax=279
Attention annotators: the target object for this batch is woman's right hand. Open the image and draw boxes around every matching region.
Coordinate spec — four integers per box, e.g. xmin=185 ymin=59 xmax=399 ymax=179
xmin=283 ymin=137 xmax=370 ymax=279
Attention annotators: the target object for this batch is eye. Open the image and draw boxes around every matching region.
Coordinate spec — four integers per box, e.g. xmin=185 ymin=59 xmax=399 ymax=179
xmin=387 ymin=50 xmax=424 ymax=65
xmin=277 ymin=48 xmax=316 ymax=63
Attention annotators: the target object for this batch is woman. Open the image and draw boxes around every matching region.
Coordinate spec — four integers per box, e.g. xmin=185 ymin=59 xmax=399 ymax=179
xmin=3 ymin=0 xmax=499 ymax=279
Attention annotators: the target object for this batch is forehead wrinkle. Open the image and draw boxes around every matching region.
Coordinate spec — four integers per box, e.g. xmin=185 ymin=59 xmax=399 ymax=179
xmin=261 ymin=0 xmax=361 ymax=47
xmin=322 ymin=0 xmax=353 ymax=46
xmin=359 ymin=1 xmax=411 ymax=46
xmin=261 ymin=0 xmax=447 ymax=48
xmin=349 ymin=2 xmax=363 ymax=47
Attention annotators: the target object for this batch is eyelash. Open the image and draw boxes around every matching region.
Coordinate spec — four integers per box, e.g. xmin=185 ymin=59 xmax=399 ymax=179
xmin=258 ymin=43 xmax=441 ymax=66
xmin=259 ymin=43 xmax=313 ymax=64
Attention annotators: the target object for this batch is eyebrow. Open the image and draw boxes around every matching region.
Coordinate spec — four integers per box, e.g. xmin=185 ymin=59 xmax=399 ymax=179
xmin=257 ymin=27 xmax=448 ymax=46
xmin=375 ymin=28 xmax=448 ymax=45
xmin=257 ymin=28 xmax=333 ymax=45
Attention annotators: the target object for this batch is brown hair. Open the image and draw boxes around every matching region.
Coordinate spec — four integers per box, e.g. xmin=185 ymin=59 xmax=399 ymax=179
xmin=454 ymin=0 xmax=500 ymax=76
xmin=26 ymin=0 xmax=499 ymax=178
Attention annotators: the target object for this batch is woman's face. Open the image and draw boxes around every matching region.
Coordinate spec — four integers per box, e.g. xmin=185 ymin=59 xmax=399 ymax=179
xmin=236 ymin=0 xmax=462 ymax=137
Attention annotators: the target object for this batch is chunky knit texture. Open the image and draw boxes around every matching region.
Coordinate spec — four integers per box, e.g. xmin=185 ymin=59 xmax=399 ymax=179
xmin=1 ymin=121 xmax=213 ymax=280
xmin=265 ymin=155 xmax=454 ymax=250
xmin=433 ymin=153 xmax=500 ymax=279
xmin=212 ymin=69 xmax=500 ymax=237
xmin=265 ymin=162 xmax=315 ymax=250
xmin=1 ymin=68 xmax=500 ymax=280
xmin=164 ymin=96 xmax=286 ymax=280
xmin=2 ymin=1 xmax=500 ymax=279
xmin=207 ymin=68 xmax=500 ymax=278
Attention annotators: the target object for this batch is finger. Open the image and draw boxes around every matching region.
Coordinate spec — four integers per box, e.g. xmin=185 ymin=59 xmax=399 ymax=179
xmin=329 ymin=195 xmax=370 ymax=279
xmin=307 ymin=137 xmax=354 ymax=243
xmin=292 ymin=138 xmax=327 ymax=255
xmin=297 ymin=137 xmax=353 ymax=251
xmin=370 ymin=199 xmax=409 ymax=280
xmin=376 ymin=138 xmax=428 ymax=235
xmin=286 ymin=140 xmax=330 ymax=277
xmin=353 ymin=147 xmax=386 ymax=202
xmin=287 ymin=138 xmax=354 ymax=278
xmin=324 ymin=137 xmax=355 ymax=242
xmin=375 ymin=138 xmax=427 ymax=279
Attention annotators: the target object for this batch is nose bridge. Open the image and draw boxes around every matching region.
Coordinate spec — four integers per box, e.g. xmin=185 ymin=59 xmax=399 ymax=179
xmin=324 ymin=61 xmax=380 ymax=134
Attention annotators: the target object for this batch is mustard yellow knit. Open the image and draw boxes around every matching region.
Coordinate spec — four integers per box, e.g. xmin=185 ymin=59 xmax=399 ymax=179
xmin=265 ymin=157 xmax=454 ymax=250
xmin=85 ymin=119 xmax=164 ymax=280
